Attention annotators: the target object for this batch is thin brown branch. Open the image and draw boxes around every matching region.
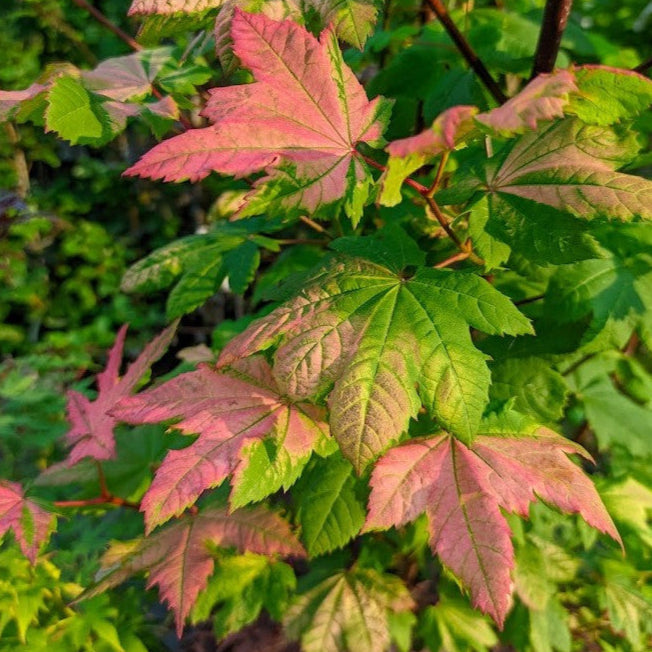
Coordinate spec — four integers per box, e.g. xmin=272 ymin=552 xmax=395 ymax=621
xmin=96 ymin=461 xmax=109 ymax=498
xmin=425 ymin=0 xmax=507 ymax=104
xmin=358 ymin=152 xmax=429 ymax=194
xmin=71 ymin=0 xmax=142 ymax=51
xmin=531 ymin=0 xmax=573 ymax=77
xmin=634 ymin=56 xmax=652 ymax=74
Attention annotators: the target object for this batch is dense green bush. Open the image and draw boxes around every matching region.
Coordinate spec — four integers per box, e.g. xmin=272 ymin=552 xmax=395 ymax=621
xmin=1 ymin=1 xmax=651 ymax=651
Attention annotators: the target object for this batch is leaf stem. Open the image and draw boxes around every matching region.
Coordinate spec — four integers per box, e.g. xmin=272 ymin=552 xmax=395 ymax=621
xmin=634 ymin=56 xmax=652 ymax=74
xmin=71 ymin=0 xmax=142 ymax=52
xmin=531 ymin=0 xmax=573 ymax=77
xmin=427 ymin=151 xmax=449 ymax=196
xmin=434 ymin=251 xmax=470 ymax=268
xmin=358 ymin=151 xmax=483 ymax=263
xmin=54 ymin=495 xmax=140 ymax=510
xmin=425 ymin=0 xmax=507 ymax=104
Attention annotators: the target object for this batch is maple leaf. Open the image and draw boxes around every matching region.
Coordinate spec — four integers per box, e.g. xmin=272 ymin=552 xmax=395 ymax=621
xmin=381 ymin=105 xmax=478 ymax=206
xmin=219 ymin=252 xmax=531 ymax=472
xmin=112 ymin=356 xmax=330 ymax=532
xmin=86 ymin=504 xmax=304 ymax=636
xmin=125 ymin=10 xmax=390 ymax=221
xmin=439 ymin=118 xmax=652 ymax=265
xmin=64 ymin=322 xmax=177 ymax=465
xmin=284 ymin=567 xmax=414 ymax=652
xmin=475 ymin=69 xmax=577 ymax=136
xmin=0 ymin=481 xmax=54 ymax=564
xmin=364 ymin=411 xmax=621 ymax=627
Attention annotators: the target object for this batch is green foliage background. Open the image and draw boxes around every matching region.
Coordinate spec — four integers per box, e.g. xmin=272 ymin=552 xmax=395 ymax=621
xmin=1 ymin=1 xmax=651 ymax=651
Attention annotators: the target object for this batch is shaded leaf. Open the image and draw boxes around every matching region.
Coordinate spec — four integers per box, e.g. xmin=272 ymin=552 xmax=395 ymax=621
xmin=284 ymin=567 xmax=414 ymax=652
xmin=0 ymin=481 xmax=54 ymax=564
xmin=64 ymin=322 xmax=177 ymax=464
xmin=365 ymin=411 xmax=620 ymax=626
xmin=125 ymin=11 xmax=390 ymax=221
xmin=112 ymin=356 xmax=330 ymax=531
xmin=219 ymin=255 xmax=531 ymax=471
xmin=86 ymin=505 xmax=304 ymax=637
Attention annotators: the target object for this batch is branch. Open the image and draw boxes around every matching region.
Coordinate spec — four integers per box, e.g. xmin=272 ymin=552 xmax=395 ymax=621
xmin=531 ymin=0 xmax=574 ymax=77
xmin=634 ymin=56 xmax=652 ymax=74
xmin=425 ymin=0 xmax=507 ymax=104
xmin=54 ymin=495 xmax=141 ymax=510
xmin=357 ymin=151 xmax=483 ymax=263
xmin=71 ymin=0 xmax=142 ymax=52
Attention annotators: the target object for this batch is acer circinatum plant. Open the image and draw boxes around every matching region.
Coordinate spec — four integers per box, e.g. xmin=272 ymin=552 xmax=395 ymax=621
xmin=2 ymin=0 xmax=652 ymax=650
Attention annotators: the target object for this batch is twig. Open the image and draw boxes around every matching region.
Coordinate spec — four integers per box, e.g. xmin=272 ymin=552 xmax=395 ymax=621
xmin=357 ymin=151 xmax=483 ymax=263
xmin=425 ymin=0 xmax=507 ymax=104
xmin=358 ymin=153 xmax=429 ymax=194
xmin=531 ymin=0 xmax=573 ymax=77
xmin=71 ymin=0 xmax=142 ymax=51
xmin=634 ymin=56 xmax=652 ymax=74
xmin=299 ymin=215 xmax=333 ymax=237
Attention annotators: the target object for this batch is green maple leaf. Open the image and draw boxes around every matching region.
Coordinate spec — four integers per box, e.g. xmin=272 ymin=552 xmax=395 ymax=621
xmin=220 ymin=244 xmax=531 ymax=471
xmin=293 ymin=452 xmax=366 ymax=556
xmin=546 ymin=223 xmax=652 ymax=349
xmin=440 ymin=119 xmax=652 ymax=265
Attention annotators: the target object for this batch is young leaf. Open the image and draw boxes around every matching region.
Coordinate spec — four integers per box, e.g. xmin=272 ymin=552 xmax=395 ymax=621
xmin=220 ymin=256 xmax=531 ymax=471
xmin=64 ymin=322 xmax=177 ymax=465
xmin=125 ymin=10 xmax=390 ymax=221
xmin=293 ymin=452 xmax=366 ymax=556
xmin=112 ymin=356 xmax=330 ymax=531
xmin=284 ymin=567 xmax=414 ymax=652
xmin=0 ymin=481 xmax=54 ymax=563
xmin=475 ymin=69 xmax=577 ymax=136
xmin=45 ymin=76 xmax=112 ymax=145
xmin=381 ymin=106 xmax=478 ymax=207
xmin=86 ymin=504 xmax=304 ymax=637
xmin=306 ymin=0 xmax=382 ymax=49
xmin=365 ymin=411 xmax=620 ymax=627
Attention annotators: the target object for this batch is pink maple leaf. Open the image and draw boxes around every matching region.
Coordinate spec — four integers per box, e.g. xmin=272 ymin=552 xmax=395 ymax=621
xmin=365 ymin=418 xmax=620 ymax=627
xmin=89 ymin=504 xmax=304 ymax=636
xmin=64 ymin=322 xmax=177 ymax=465
xmin=475 ymin=69 xmax=577 ymax=136
xmin=124 ymin=10 xmax=388 ymax=215
xmin=386 ymin=105 xmax=478 ymax=159
xmin=112 ymin=356 xmax=329 ymax=532
xmin=128 ymin=0 xmax=221 ymax=14
xmin=0 ymin=83 xmax=48 ymax=121
xmin=0 ymin=480 xmax=54 ymax=563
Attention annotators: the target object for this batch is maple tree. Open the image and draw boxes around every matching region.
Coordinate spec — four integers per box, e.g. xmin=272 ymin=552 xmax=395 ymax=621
xmin=1 ymin=0 xmax=652 ymax=651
